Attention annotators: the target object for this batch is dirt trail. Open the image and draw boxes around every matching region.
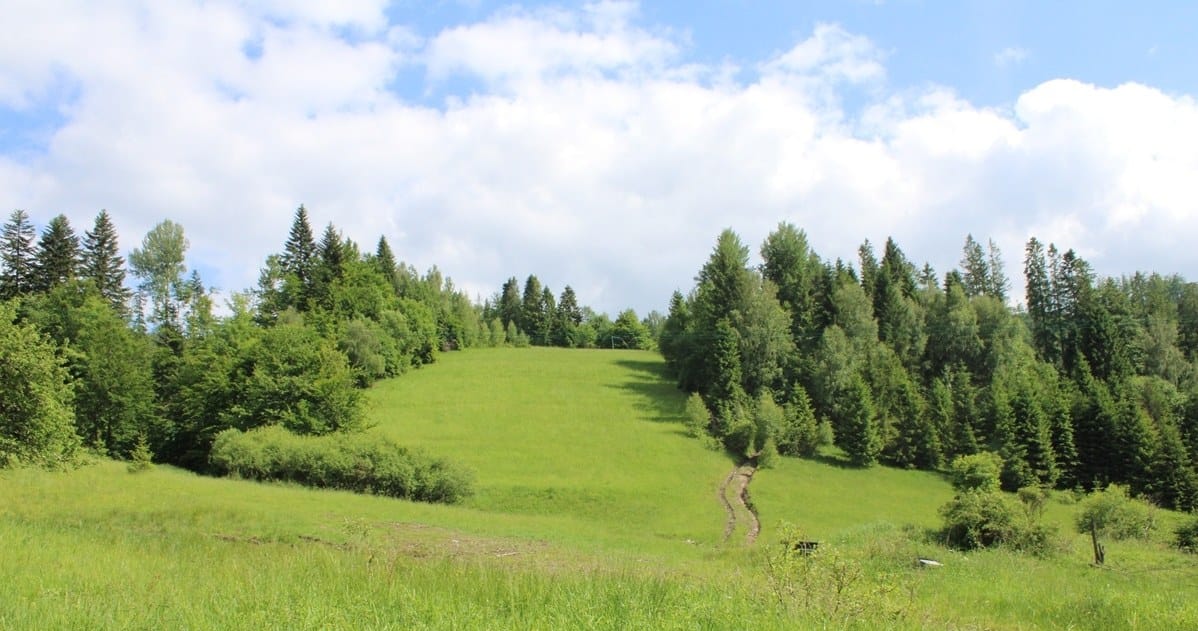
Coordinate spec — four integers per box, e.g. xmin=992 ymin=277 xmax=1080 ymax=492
xmin=719 ymin=464 xmax=760 ymax=545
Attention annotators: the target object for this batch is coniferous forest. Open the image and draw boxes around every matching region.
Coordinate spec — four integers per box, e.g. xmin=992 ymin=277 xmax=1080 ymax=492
xmin=661 ymin=225 xmax=1198 ymax=511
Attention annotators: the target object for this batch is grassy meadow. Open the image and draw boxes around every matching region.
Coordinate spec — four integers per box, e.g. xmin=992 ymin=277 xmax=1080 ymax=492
xmin=2 ymin=347 xmax=1198 ymax=629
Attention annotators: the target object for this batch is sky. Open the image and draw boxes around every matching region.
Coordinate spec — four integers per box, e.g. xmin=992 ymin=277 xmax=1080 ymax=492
xmin=3 ymin=1 xmax=1198 ymax=316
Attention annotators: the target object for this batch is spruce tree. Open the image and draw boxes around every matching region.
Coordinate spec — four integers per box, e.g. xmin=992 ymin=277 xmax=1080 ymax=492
xmin=986 ymin=238 xmax=1008 ymax=302
xmin=82 ymin=210 xmax=130 ymax=313
xmin=961 ymin=234 xmax=989 ymax=298
xmin=520 ymin=275 xmax=545 ymax=343
xmin=374 ymin=236 xmax=399 ymax=293
xmin=0 ymin=209 xmax=37 ymax=299
xmin=280 ymin=206 xmax=317 ymax=307
xmin=498 ymin=277 xmax=522 ymax=330
xmin=32 ymin=214 xmax=82 ymax=292
xmin=837 ymin=372 xmax=881 ymax=467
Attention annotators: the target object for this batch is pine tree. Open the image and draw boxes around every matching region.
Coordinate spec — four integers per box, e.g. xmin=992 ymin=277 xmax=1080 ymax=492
xmin=81 ymin=210 xmax=130 ymax=313
xmin=538 ymin=287 xmax=556 ymax=345
xmin=857 ymin=239 xmax=879 ymax=300
xmin=374 ymin=236 xmax=399 ymax=293
xmin=1146 ymin=421 xmax=1198 ymax=511
xmin=498 ymin=277 xmax=522 ymax=330
xmin=961 ymin=234 xmax=989 ymax=298
xmin=986 ymin=238 xmax=1008 ymax=302
xmin=520 ymin=275 xmax=545 ymax=344
xmin=1024 ymin=237 xmax=1057 ymax=364
xmin=0 ymin=209 xmax=37 ymax=299
xmin=280 ymin=206 xmax=318 ymax=308
xmin=32 ymin=214 xmax=82 ymax=292
xmin=837 ymin=372 xmax=881 ymax=467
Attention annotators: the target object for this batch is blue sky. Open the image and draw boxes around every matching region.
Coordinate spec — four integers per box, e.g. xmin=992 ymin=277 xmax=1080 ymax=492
xmin=2 ymin=1 xmax=1197 ymax=315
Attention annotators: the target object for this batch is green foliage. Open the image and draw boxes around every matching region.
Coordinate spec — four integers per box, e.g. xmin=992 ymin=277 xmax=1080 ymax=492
xmin=126 ymin=434 xmax=153 ymax=473
xmin=0 ymin=209 xmax=37 ymax=299
xmin=128 ymin=220 xmax=188 ymax=327
xmin=939 ymin=489 xmax=1020 ymax=549
xmin=31 ymin=214 xmax=81 ymax=292
xmin=949 ymin=452 xmax=1003 ymax=493
xmin=834 ymin=372 xmax=880 ymax=467
xmin=764 ymin=523 xmax=916 ymax=626
xmin=1075 ymin=484 xmax=1157 ymax=541
xmin=0 ymin=303 xmax=80 ymax=468
xmin=209 ymin=425 xmax=473 ymax=503
xmin=1174 ymin=516 xmax=1198 ymax=552
xmin=682 ymin=392 xmax=709 ymax=438
xmin=777 ymin=385 xmax=822 ymax=457
xmin=81 ymin=210 xmax=130 ymax=313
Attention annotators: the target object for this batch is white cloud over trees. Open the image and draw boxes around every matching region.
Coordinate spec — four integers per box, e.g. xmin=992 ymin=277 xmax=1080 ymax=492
xmin=2 ymin=1 xmax=1197 ymax=313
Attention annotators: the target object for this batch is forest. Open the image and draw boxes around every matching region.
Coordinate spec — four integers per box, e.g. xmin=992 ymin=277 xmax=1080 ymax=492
xmin=4 ymin=206 xmax=1198 ymax=514
xmin=661 ymin=225 xmax=1198 ymax=510
xmin=0 ymin=206 xmax=650 ymax=493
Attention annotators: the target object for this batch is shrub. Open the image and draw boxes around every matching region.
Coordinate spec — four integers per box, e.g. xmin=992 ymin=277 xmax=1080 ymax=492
xmin=1075 ymin=484 xmax=1157 ymax=541
xmin=940 ymin=490 xmax=1020 ymax=549
xmin=209 ymin=426 xmax=473 ymax=504
xmin=683 ymin=393 xmax=710 ymax=438
xmin=939 ymin=482 xmax=1058 ymax=554
xmin=949 ymin=452 xmax=1003 ymax=493
xmin=1175 ymin=517 xmax=1198 ymax=553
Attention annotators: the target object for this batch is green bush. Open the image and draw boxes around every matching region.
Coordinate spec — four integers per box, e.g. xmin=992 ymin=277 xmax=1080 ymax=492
xmin=940 ymin=490 xmax=1019 ymax=549
xmin=1175 ymin=517 xmax=1198 ymax=552
xmin=949 ymin=452 xmax=1003 ymax=493
xmin=1075 ymin=484 xmax=1157 ymax=541
xmin=939 ymin=484 xmax=1058 ymax=554
xmin=209 ymin=426 xmax=473 ymax=504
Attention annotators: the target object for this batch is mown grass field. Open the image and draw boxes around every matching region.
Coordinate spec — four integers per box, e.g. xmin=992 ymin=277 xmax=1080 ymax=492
xmin=2 ymin=347 xmax=1197 ymax=629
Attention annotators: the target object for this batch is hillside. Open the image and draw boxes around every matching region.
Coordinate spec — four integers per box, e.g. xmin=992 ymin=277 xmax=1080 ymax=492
xmin=2 ymin=348 xmax=1197 ymax=630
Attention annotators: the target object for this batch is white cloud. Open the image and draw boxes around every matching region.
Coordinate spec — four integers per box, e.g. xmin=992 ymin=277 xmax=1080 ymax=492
xmin=994 ymin=46 xmax=1029 ymax=68
xmin=2 ymin=2 xmax=1198 ymax=316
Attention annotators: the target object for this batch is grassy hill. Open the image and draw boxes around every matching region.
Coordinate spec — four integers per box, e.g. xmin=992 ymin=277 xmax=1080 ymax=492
xmin=2 ymin=348 xmax=1197 ymax=629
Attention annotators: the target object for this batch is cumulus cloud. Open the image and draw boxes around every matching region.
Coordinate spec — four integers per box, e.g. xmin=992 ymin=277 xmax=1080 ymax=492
xmin=2 ymin=1 xmax=1197 ymax=316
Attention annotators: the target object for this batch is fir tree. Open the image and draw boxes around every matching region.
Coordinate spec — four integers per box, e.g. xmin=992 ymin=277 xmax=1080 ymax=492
xmin=82 ymin=210 xmax=130 ymax=313
xmin=0 ymin=209 xmax=37 ymax=299
xmin=32 ymin=214 xmax=82 ymax=292
xmin=374 ymin=236 xmax=399 ymax=293
xmin=961 ymin=234 xmax=989 ymax=298
xmin=837 ymin=372 xmax=881 ymax=467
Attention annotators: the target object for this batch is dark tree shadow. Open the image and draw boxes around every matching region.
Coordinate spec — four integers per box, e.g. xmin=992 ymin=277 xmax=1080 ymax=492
xmin=608 ymin=358 xmax=689 ymax=425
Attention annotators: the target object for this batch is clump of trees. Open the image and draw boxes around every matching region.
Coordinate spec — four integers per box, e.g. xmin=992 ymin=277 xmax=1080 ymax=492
xmin=478 ymin=275 xmax=656 ymax=350
xmin=661 ymin=223 xmax=1198 ymax=511
xmin=0 ymin=207 xmax=477 ymax=501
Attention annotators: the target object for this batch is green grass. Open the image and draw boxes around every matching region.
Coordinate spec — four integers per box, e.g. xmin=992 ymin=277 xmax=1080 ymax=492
xmin=2 ymin=347 xmax=1198 ymax=629
xmin=366 ymin=348 xmax=736 ymax=555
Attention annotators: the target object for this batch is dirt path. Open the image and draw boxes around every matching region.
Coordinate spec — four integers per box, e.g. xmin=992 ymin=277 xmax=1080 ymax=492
xmin=719 ymin=464 xmax=760 ymax=545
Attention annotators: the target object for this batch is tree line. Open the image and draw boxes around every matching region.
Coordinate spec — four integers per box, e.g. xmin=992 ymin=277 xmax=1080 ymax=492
xmin=0 ymin=206 xmax=638 ymax=477
xmin=475 ymin=275 xmax=655 ymax=350
xmin=661 ymin=225 xmax=1198 ymax=511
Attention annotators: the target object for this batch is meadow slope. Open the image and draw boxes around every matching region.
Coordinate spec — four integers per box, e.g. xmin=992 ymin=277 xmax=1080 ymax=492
xmin=2 ymin=348 xmax=1197 ymax=630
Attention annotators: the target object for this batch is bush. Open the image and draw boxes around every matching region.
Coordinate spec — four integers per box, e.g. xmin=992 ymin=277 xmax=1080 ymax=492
xmin=939 ymin=484 xmax=1058 ymax=554
xmin=940 ymin=490 xmax=1020 ymax=549
xmin=683 ymin=393 xmax=710 ymax=438
xmin=1175 ymin=517 xmax=1198 ymax=553
xmin=949 ymin=452 xmax=1003 ymax=493
xmin=1075 ymin=484 xmax=1157 ymax=541
xmin=209 ymin=426 xmax=473 ymax=504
